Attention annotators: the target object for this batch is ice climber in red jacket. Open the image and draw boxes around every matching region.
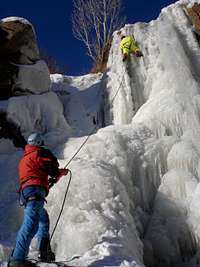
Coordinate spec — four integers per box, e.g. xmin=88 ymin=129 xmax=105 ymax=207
xmin=8 ymin=133 xmax=68 ymax=267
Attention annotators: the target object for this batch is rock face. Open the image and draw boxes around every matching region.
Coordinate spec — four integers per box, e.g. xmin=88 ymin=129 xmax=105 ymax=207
xmin=0 ymin=17 xmax=50 ymax=99
xmin=0 ymin=111 xmax=27 ymax=149
xmin=0 ymin=17 xmax=40 ymax=64
xmin=187 ymin=3 xmax=200 ymax=35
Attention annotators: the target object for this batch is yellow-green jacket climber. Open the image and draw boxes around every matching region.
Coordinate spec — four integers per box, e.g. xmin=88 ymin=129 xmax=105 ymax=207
xmin=120 ymin=35 xmax=143 ymax=61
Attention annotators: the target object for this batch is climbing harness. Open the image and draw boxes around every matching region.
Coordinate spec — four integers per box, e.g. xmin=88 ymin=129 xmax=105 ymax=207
xmin=18 ymin=191 xmax=47 ymax=207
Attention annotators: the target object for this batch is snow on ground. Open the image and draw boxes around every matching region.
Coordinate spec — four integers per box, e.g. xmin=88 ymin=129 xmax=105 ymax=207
xmin=2 ymin=0 xmax=200 ymax=266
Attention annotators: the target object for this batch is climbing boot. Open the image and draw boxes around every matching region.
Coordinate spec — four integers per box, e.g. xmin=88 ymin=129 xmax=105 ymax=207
xmin=7 ymin=259 xmax=37 ymax=267
xmin=122 ymin=53 xmax=128 ymax=62
xmin=38 ymin=237 xmax=55 ymax=262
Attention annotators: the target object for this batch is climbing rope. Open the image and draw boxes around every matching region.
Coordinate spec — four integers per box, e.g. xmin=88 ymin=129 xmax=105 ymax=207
xmin=50 ymin=170 xmax=72 ymax=242
xmin=50 ymin=65 xmax=127 ymax=244
xmin=63 ymin=126 xmax=98 ymax=169
xmin=109 ymin=66 xmax=127 ymax=107
xmin=64 ymin=65 xmax=127 ymax=167
xmin=62 ymin=66 xmax=127 ymax=169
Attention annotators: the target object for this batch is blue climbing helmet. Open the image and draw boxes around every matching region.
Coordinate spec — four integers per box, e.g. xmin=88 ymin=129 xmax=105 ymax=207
xmin=27 ymin=133 xmax=44 ymax=147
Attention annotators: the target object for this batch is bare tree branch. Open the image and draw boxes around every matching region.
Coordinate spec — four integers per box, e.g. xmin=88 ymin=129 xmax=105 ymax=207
xmin=71 ymin=0 xmax=125 ymax=71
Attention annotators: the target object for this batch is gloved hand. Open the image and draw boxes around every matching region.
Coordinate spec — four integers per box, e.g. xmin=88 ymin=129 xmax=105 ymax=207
xmin=135 ymin=50 xmax=143 ymax=57
xmin=48 ymin=177 xmax=57 ymax=188
xmin=49 ymin=169 xmax=69 ymax=188
xmin=56 ymin=168 xmax=69 ymax=181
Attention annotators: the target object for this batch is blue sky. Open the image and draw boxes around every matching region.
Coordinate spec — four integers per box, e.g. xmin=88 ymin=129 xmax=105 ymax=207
xmin=1 ymin=0 xmax=176 ymax=75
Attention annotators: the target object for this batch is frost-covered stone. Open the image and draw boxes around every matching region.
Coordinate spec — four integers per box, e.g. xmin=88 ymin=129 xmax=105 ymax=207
xmin=6 ymin=92 xmax=72 ymax=148
xmin=11 ymin=60 xmax=51 ymax=95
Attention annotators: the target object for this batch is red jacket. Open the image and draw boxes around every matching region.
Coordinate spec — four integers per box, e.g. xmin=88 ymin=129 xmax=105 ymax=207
xmin=19 ymin=144 xmax=60 ymax=193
